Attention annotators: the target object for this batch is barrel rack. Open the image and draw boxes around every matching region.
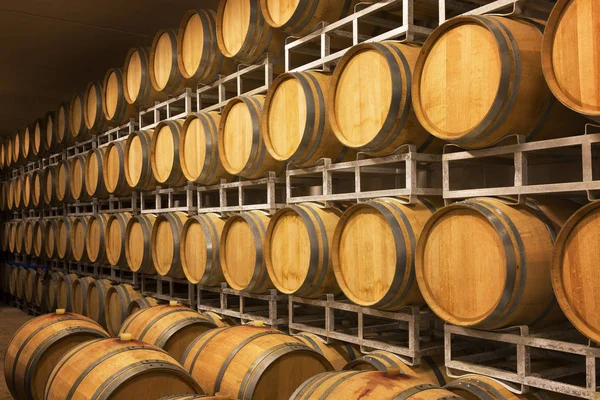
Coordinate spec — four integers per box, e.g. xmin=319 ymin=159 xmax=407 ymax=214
xmin=141 ymin=275 xmax=196 ymax=307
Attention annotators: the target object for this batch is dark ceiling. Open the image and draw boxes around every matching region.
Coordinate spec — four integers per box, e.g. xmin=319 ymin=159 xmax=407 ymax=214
xmin=0 ymin=0 xmax=219 ymax=136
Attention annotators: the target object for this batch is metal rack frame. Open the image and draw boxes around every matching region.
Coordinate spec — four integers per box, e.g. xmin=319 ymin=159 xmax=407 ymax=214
xmin=141 ymin=274 xmax=196 ymax=306
xmin=138 ymin=88 xmax=196 ymax=130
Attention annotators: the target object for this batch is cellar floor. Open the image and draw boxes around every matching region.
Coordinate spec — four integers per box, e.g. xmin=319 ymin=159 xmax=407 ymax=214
xmin=0 ymin=304 xmax=32 ymax=400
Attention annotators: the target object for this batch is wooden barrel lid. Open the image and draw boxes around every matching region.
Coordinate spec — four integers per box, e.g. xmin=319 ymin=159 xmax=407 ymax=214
xmin=181 ymin=218 xmax=209 ymax=283
xmin=69 ymin=92 xmax=86 ymax=137
xmin=151 ymin=30 xmax=175 ymax=91
xmin=56 ymin=160 xmax=71 ymax=202
xmin=218 ymin=0 xmax=251 ymax=58
xmin=125 ymin=131 xmax=147 ymax=188
xmin=70 ymin=156 xmax=86 ymax=200
xmin=151 ymin=121 xmax=184 ymax=185
xmin=152 ymin=216 xmax=176 ymax=275
xmin=181 ymin=112 xmax=221 ymax=182
xmin=72 ymin=217 xmax=88 ymax=261
xmin=45 ymin=111 xmax=55 ymax=150
xmin=179 ymin=10 xmax=206 ymax=79
xmin=413 ymin=17 xmax=503 ymax=140
xmin=124 ymin=48 xmax=144 ymax=104
xmin=104 ymin=142 xmax=124 ymax=193
xmin=103 ymin=69 xmax=121 ymax=120
xmin=261 ymin=0 xmax=296 ymax=27
xmin=56 ymin=102 xmax=70 ymax=145
xmin=542 ymin=0 xmax=600 ymax=119
xmin=33 ymin=119 xmax=44 ymax=156
xmin=220 ymin=99 xmax=254 ymax=174
xmin=221 ymin=215 xmax=261 ymax=290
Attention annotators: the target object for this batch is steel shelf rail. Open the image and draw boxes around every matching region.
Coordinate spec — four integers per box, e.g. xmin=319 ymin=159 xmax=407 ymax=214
xmin=138 ymin=88 xmax=196 ymax=130
xmin=445 ymin=324 xmax=600 ymax=399
xmin=442 ymin=125 xmax=600 ymax=203
xmin=141 ymin=274 xmax=196 ymax=306
xmin=438 ymin=0 xmax=556 ymax=23
xmin=139 ymin=184 xmax=198 ymax=215
xmin=96 ymin=119 xmax=138 ymax=147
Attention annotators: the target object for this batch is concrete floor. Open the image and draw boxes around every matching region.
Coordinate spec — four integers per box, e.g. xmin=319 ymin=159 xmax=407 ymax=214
xmin=0 ymin=305 xmax=33 ymax=400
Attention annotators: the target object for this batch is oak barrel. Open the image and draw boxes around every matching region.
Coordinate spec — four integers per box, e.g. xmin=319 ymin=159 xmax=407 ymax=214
xmin=84 ymin=80 xmax=110 ymax=133
xmin=290 ymin=370 xmax=458 ymax=400
xmin=85 ymin=213 xmax=110 ymax=264
xmin=54 ymin=102 xmax=73 ymax=147
xmin=85 ymin=147 xmax=109 ymax=198
xmin=260 ymin=0 xmax=354 ymax=35
xmin=151 ymin=212 xmax=188 ymax=278
xmin=16 ymin=267 xmax=26 ymax=299
xmin=263 ymin=71 xmax=353 ymax=166
xmin=24 ymin=220 xmax=34 ymax=255
xmin=201 ymin=311 xmax=237 ymax=327
xmin=216 ymin=0 xmax=284 ymax=63
xmin=72 ymin=276 xmax=95 ymax=316
xmin=44 ymin=219 xmax=59 ymax=259
xmin=123 ymin=47 xmax=167 ymax=106
xmin=12 ymin=176 xmax=22 ymax=210
xmin=126 ymin=214 xmax=157 ymax=273
xmin=124 ymin=129 xmax=157 ymax=190
xmin=56 ymin=273 xmax=78 ymax=312
xmin=180 ymin=213 xmax=226 ymax=285
xmin=69 ymin=92 xmax=89 ymax=141
xmin=69 ymin=154 xmax=91 ymax=201
xmin=102 ymin=68 xmax=137 ymax=123
xmin=32 ymin=118 xmax=47 ymax=158
xmin=46 ymin=271 xmax=64 ymax=312
xmin=106 ymin=212 xmax=133 ymax=267
xmin=181 ymin=325 xmax=333 ymax=399
xmin=295 ymin=332 xmax=360 ymax=370
xmin=71 ymin=216 xmax=91 ymax=262
xmin=15 ymin=221 xmax=24 ymax=254
xmin=219 ymin=95 xmax=283 ymax=179
xmin=6 ymin=179 xmax=14 ymax=210
xmin=150 ymin=119 xmax=186 ymax=185
xmin=332 ymin=197 xmax=439 ymax=310
xmin=0 ymin=140 xmax=7 ymax=169
xmin=4 ymin=136 xmax=11 ymax=168
xmin=126 ymin=296 xmax=159 ymax=316
xmin=12 ymin=130 xmax=20 ymax=166
xmin=542 ymin=0 xmax=600 ymax=121
xmin=103 ymin=140 xmax=133 ymax=196
xmin=33 ymin=220 xmax=46 ymax=257
xmin=22 ymin=173 xmax=32 ymax=209
xmin=413 ymin=16 xmax=587 ymax=149
xmin=150 ymin=29 xmax=195 ymax=94
xmin=44 ymin=110 xmax=58 ymax=152
xmin=552 ymin=201 xmax=600 ymax=343
xmin=177 ymin=9 xmax=232 ymax=83
xmin=31 ymin=169 xmax=43 ymax=207
xmin=120 ymin=304 xmax=217 ymax=360
xmin=266 ymin=204 xmax=341 ymax=297
xmin=86 ymin=279 xmax=112 ymax=328
xmin=180 ymin=112 xmax=231 ymax=184
xmin=445 ymin=375 xmax=552 ymax=400
xmin=104 ymin=284 xmax=142 ymax=336
xmin=220 ymin=211 xmax=274 ymax=293
xmin=57 ymin=216 xmax=77 ymax=260
xmin=8 ymin=221 xmax=17 ymax=253
xmin=344 ymin=351 xmax=449 ymax=386
xmin=25 ymin=268 xmax=37 ymax=304
xmin=43 ymin=166 xmax=58 ymax=205
xmin=56 ymin=159 xmax=73 ymax=203
xmin=34 ymin=271 xmax=47 ymax=311
xmin=45 ymin=337 xmax=203 ymax=400
xmin=20 ymin=125 xmax=33 ymax=162
xmin=4 ymin=311 xmax=109 ymax=400
xmin=416 ymin=197 xmax=578 ymax=329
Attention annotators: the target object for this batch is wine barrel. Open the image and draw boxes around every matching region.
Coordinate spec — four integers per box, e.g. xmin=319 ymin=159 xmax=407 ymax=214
xmin=332 ymin=197 xmax=439 ymax=310
xmin=329 ymin=42 xmax=436 ymax=156
xmin=416 ymin=197 xmax=578 ymax=329
xmin=85 ymin=213 xmax=110 ymax=264
xmin=542 ymin=0 xmax=600 ymax=121
xmin=120 ymin=304 xmax=217 ymax=360
xmin=13 ymin=176 xmax=22 ymax=210
xmin=413 ymin=16 xmax=587 ymax=149
xmin=71 ymin=216 xmax=91 ymax=262
xmin=0 ymin=140 xmax=6 ymax=169
xmin=126 ymin=296 xmax=159 ymax=316
xmin=57 ymin=273 xmax=78 ymax=312
xmin=260 ymin=0 xmax=354 ymax=36
xmin=16 ymin=267 xmax=27 ymax=300
xmin=150 ymin=29 xmax=195 ymax=95
xmin=12 ymin=130 xmax=21 ymax=166
xmin=181 ymin=325 xmax=333 ymax=398
xmin=445 ymin=375 xmax=552 ymax=400
xmin=45 ymin=337 xmax=203 ymax=400
xmin=6 ymin=179 xmax=14 ymax=210
xmin=24 ymin=220 xmax=34 ymax=255
xmin=263 ymin=71 xmax=353 ymax=166
xmin=126 ymin=214 xmax=157 ymax=273
xmin=44 ymin=219 xmax=59 ymax=258
xmin=44 ymin=110 xmax=58 ymax=152
xmin=22 ymin=173 xmax=32 ymax=209
xmin=216 ymin=0 xmax=284 ymax=63
xmin=86 ymin=278 xmax=112 ymax=328
xmin=104 ymin=284 xmax=142 ymax=336
xmin=25 ymin=268 xmax=38 ymax=304
xmin=200 ymin=311 xmax=237 ymax=327
xmin=35 ymin=271 xmax=47 ymax=311
xmin=56 ymin=216 xmax=75 ymax=260
xmin=15 ymin=221 xmax=25 ymax=254
xmin=552 ymin=201 xmax=600 ymax=343
xmin=123 ymin=47 xmax=167 ymax=106
xmin=69 ymin=154 xmax=91 ymax=201
xmin=32 ymin=219 xmax=46 ymax=257
xmin=72 ymin=276 xmax=95 ymax=315
xmin=1 ymin=222 xmax=9 ymax=251
xmin=180 ymin=112 xmax=231 ymax=184
xmin=32 ymin=118 xmax=47 ymax=158
xmin=43 ymin=166 xmax=58 ymax=205
xmin=9 ymin=221 xmax=18 ymax=253
xmin=84 ymin=81 xmax=110 ymax=133
xmin=31 ymin=169 xmax=43 ymax=207
xmin=124 ymin=129 xmax=156 ymax=190
xmin=151 ymin=212 xmax=188 ymax=278
xmin=295 ymin=333 xmax=360 ymax=370
xmin=4 ymin=311 xmax=109 ymax=400
xmin=85 ymin=147 xmax=109 ymax=198
xmin=102 ymin=68 xmax=137 ymax=124
xmin=55 ymin=102 xmax=73 ymax=147
xmin=46 ymin=271 xmax=64 ymax=312
xmin=106 ymin=212 xmax=133 ymax=267
xmin=219 ymin=95 xmax=283 ymax=178
xmin=4 ymin=136 xmax=12 ymax=168
xmin=221 ymin=211 xmax=273 ymax=293
xmin=20 ymin=125 xmax=33 ymax=162
xmin=69 ymin=92 xmax=89 ymax=141
xmin=177 ymin=9 xmax=232 ymax=83
xmin=180 ymin=213 xmax=226 ymax=285
xmin=150 ymin=119 xmax=186 ymax=185
xmin=266 ymin=204 xmax=341 ymax=297
xmin=290 ymin=370 xmax=458 ymax=400
xmin=103 ymin=140 xmax=132 ymax=196
xmin=56 ymin=159 xmax=73 ymax=203
xmin=344 ymin=352 xmax=449 ymax=386
xmin=9 ymin=266 xmax=17 ymax=296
